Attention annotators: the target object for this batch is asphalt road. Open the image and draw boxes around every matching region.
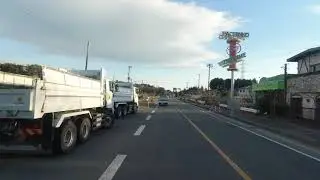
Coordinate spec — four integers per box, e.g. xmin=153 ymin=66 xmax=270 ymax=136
xmin=1 ymin=99 xmax=320 ymax=180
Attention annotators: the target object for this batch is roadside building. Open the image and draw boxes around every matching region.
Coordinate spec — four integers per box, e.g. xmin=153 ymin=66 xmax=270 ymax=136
xmin=234 ymin=85 xmax=255 ymax=107
xmin=286 ymin=47 xmax=320 ymax=120
xmin=252 ymin=75 xmax=287 ymax=115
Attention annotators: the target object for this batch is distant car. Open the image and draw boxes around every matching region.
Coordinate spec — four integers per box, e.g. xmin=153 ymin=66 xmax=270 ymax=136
xmin=158 ymin=96 xmax=169 ymax=106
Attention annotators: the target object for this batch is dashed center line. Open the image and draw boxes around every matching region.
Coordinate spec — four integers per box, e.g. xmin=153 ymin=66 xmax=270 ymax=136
xmin=134 ymin=125 xmax=146 ymax=136
xmin=98 ymin=154 xmax=127 ymax=180
xmin=146 ymin=115 xmax=152 ymax=121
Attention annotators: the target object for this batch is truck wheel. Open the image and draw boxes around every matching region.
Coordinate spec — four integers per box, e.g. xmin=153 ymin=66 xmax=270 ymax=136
xmin=53 ymin=121 xmax=77 ymax=154
xmin=132 ymin=104 xmax=138 ymax=114
xmin=115 ymin=107 xmax=122 ymax=119
xmin=122 ymin=106 xmax=128 ymax=116
xmin=102 ymin=115 xmax=115 ymax=129
xmin=77 ymin=117 xmax=91 ymax=143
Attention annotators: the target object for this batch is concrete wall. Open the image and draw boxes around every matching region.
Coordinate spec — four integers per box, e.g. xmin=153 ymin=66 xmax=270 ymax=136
xmin=237 ymin=87 xmax=251 ymax=97
xmin=287 ymin=73 xmax=320 ymax=97
xmin=235 ymin=86 xmax=256 ymax=107
xmin=287 ymin=73 xmax=320 ymax=120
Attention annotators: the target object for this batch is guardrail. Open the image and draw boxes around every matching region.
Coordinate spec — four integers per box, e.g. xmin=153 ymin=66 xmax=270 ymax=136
xmin=181 ymin=98 xmax=259 ymax=114
xmin=219 ymin=104 xmax=258 ymax=114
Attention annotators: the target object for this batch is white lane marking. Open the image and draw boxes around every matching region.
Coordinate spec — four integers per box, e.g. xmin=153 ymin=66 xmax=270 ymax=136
xmin=134 ymin=125 xmax=146 ymax=136
xmin=98 ymin=154 xmax=127 ymax=180
xmin=225 ymin=120 xmax=320 ymax=163
xmin=151 ymin=110 xmax=156 ymax=114
xmin=198 ymin=108 xmax=320 ymax=163
xmin=146 ymin=115 xmax=152 ymax=121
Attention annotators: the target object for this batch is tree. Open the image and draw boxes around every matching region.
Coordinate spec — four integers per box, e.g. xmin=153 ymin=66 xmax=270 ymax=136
xmin=252 ymin=78 xmax=257 ymax=84
xmin=0 ymin=63 xmax=42 ymax=78
xmin=208 ymin=78 xmax=256 ymax=91
xmin=209 ymin=78 xmax=224 ymax=90
xmin=224 ymin=79 xmax=231 ymax=90
xmin=135 ymin=83 xmax=166 ymax=96
xmin=234 ymin=79 xmax=253 ymax=89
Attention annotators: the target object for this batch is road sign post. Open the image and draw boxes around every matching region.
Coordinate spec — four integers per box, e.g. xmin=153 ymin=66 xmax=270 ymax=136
xmin=218 ymin=31 xmax=249 ymax=116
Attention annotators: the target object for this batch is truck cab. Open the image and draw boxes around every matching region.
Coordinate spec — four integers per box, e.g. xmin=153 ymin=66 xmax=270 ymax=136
xmin=113 ymin=81 xmax=139 ymax=118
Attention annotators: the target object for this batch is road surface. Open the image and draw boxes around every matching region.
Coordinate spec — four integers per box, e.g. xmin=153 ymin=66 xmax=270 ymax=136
xmin=1 ymin=99 xmax=320 ymax=180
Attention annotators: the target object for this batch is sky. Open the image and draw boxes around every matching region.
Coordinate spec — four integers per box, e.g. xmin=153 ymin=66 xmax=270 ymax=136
xmin=0 ymin=0 xmax=319 ymax=90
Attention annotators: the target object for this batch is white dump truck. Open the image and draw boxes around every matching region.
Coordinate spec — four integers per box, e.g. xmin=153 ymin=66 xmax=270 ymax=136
xmin=0 ymin=67 xmax=115 ymax=154
xmin=113 ymin=82 xmax=139 ymax=118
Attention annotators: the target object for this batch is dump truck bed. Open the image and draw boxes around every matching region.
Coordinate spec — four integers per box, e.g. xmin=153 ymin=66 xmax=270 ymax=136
xmin=0 ymin=67 xmax=103 ymax=119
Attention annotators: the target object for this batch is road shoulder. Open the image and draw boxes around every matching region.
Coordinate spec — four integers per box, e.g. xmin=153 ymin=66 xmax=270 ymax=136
xmin=187 ymin=101 xmax=320 ymax=154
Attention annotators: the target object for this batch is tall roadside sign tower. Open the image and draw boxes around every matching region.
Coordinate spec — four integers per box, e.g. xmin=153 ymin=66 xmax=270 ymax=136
xmin=218 ymin=31 xmax=249 ymax=115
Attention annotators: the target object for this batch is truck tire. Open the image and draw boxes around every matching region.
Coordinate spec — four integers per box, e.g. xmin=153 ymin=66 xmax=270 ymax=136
xmin=77 ymin=117 xmax=91 ymax=143
xmin=122 ymin=105 xmax=128 ymax=116
xmin=53 ymin=121 xmax=77 ymax=154
xmin=102 ymin=114 xmax=115 ymax=129
xmin=115 ymin=106 xmax=122 ymax=119
xmin=132 ymin=104 xmax=138 ymax=114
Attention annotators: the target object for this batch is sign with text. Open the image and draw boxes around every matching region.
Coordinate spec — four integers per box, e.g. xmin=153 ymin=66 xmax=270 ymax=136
xmin=219 ymin=31 xmax=249 ymax=40
xmin=218 ymin=52 xmax=246 ymax=67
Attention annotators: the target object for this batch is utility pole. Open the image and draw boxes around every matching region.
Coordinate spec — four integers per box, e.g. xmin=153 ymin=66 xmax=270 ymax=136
xmin=207 ymin=64 xmax=213 ymax=90
xmin=197 ymin=74 xmax=200 ymax=88
xmin=186 ymin=82 xmax=189 ymax=89
xmin=284 ymin=63 xmax=287 ymax=103
xmin=85 ymin=41 xmax=90 ymax=71
xmin=127 ymin=66 xmax=132 ymax=82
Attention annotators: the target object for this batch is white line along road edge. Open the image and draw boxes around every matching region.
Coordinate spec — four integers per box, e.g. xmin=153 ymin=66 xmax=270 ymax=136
xmin=146 ymin=115 xmax=152 ymax=121
xmin=134 ymin=125 xmax=146 ymax=136
xmin=98 ymin=154 xmax=127 ymax=180
xmin=226 ymin=120 xmax=320 ymax=163
xmin=196 ymin=106 xmax=320 ymax=163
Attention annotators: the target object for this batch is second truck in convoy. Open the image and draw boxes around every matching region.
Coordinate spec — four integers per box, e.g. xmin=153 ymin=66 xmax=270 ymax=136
xmin=0 ymin=66 xmax=139 ymax=154
xmin=113 ymin=81 xmax=139 ymax=118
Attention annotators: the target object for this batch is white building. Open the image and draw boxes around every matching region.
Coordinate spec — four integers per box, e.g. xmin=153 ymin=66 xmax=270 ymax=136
xmin=235 ymin=86 xmax=255 ymax=107
xmin=237 ymin=86 xmax=252 ymax=97
xmin=286 ymin=47 xmax=320 ymax=120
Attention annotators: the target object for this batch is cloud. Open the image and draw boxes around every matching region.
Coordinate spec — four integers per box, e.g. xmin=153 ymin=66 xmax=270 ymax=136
xmin=0 ymin=0 xmax=241 ymax=67
xmin=308 ymin=4 xmax=320 ymax=14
